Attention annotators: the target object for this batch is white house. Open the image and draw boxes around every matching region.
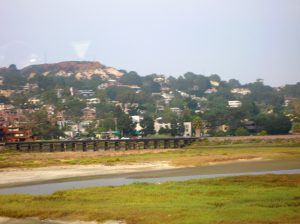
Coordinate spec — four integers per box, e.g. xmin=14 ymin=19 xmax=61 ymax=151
xmin=87 ymin=98 xmax=101 ymax=105
xmin=228 ymin=101 xmax=242 ymax=108
xmin=183 ymin=122 xmax=192 ymax=137
xmin=170 ymin=107 xmax=182 ymax=115
xmin=205 ymin=88 xmax=218 ymax=94
xmin=28 ymin=98 xmax=41 ymax=105
xmin=131 ymin=115 xmax=143 ymax=131
xmin=210 ymin=80 xmax=220 ymax=87
xmin=231 ymin=88 xmax=251 ymax=95
xmin=154 ymin=117 xmax=171 ymax=134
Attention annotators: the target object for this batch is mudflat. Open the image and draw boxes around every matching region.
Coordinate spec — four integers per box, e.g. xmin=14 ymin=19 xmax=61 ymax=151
xmin=1 ymin=158 xmax=300 ymax=188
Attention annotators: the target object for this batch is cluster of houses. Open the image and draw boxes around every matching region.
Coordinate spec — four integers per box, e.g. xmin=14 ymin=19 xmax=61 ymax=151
xmin=0 ymin=71 xmax=256 ymax=141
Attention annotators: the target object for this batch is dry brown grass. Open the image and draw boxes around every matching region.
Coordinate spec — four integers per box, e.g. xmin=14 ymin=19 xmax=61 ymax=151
xmin=1 ymin=140 xmax=300 ymax=169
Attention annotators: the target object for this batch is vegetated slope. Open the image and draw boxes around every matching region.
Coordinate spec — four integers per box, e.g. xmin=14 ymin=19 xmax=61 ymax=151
xmin=21 ymin=61 xmax=124 ymax=80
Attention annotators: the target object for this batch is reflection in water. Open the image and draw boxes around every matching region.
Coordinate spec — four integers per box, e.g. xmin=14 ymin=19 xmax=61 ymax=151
xmin=0 ymin=169 xmax=300 ymax=195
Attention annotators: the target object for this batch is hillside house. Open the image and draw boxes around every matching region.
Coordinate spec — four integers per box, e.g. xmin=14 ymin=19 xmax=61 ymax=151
xmin=28 ymin=97 xmax=41 ymax=105
xmin=0 ymin=126 xmax=33 ymax=142
xmin=154 ymin=117 xmax=171 ymax=134
xmin=82 ymin=107 xmax=96 ymax=121
xmin=170 ymin=107 xmax=182 ymax=115
xmin=205 ymin=88 xmax=218 ymax=94
xmin=231 ymin=88 xmax=251 ymax=95
xmin=210 ymin=80 xmax=220 ymax=87
xmin=228 ymin=101 xmax=242 ymax=108
xmin=87 ymin=98 xmax=101 ymax=105
xmin=131 ymin=115 xmax=143 ymax=131
xmin=183 ymin=122 xmax=192 ymax=137
xmin=78 ymin=90 xmax=95 ymax=97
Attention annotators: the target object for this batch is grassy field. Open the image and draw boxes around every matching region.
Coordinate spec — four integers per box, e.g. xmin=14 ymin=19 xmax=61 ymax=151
xmin=0 ymin=174 xmax=299 ymax=224
xmin=0 ymin=139 xmax=300 ymax=169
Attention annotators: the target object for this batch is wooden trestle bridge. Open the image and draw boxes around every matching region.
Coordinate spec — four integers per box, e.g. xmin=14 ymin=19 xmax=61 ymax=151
xmin=4 ymin=137 xmax=199 ymax=152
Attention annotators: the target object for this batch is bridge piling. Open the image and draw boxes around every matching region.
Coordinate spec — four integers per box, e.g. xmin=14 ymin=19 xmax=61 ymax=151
xmin=3 ymin=137 xmax=197 ymax=152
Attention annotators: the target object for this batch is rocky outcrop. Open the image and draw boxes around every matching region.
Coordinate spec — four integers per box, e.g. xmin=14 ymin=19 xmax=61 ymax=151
xmin=21 ymin=61 xmax=124 ymax=80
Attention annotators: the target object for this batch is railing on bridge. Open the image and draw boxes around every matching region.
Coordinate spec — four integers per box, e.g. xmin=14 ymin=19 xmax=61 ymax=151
xmin=4 ymin=137 xmax=199 ymax=152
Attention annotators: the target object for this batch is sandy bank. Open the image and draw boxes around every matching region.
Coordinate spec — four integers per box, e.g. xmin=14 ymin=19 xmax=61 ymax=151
xmin=0 ymin=161 xmax=174 ymax=187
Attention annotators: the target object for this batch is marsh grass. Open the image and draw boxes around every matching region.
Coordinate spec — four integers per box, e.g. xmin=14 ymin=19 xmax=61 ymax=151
xmin=0 ymin=140 xmax=300 ymax=169
xmin=0 ymin=174 xmax=299 ymax=224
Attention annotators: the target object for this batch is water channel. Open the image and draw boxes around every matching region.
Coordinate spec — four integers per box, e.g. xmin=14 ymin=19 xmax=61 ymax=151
xmin=0 ymin=158 xmax=300 ymax=195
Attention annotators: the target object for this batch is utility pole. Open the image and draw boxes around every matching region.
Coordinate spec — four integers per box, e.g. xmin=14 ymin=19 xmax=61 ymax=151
xmin=114 ymin=118 xmax=118 ymax=131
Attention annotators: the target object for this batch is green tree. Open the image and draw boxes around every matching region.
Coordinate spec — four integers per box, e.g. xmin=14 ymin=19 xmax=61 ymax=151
xmin=209 ymin=74 xmax=221 ymax=82
xmin=114 ymin=106 xmax=135 ymax=135
xmin=292 ymin=123 xmax=300 ymax=134
xmin=0 ymin=95 xmax=9 ymax=104
xmin=235 ymin=127 xmax=250 ymax=136
xmin=257 ymin=130 xmax=268 ymax=136
xmin=140 ymin=115 xmax=155 ymax=136
xmin=227 ymin=79 xmax=241 ymax=88
xmin=64 ymin=98 xmax=86 ymax=120
xmin=2 ymin=66 xmax=26 ymax=89
xmin=119 ymin=71 xmax=142 ymax=86
xmin=142 ymin=79 xmax=161 ymax=93
xmin=255 ymin=113 xmax=292 ymax=135
xmin=26 ymin=109 xmax=64 ymax=139
xmin=41 ymin=90 xmax=59 ymax=105
xmin=161 ymin=109 xmax=177 ymax=123
xmin=214 ymin=130 xmax=227 ymax=137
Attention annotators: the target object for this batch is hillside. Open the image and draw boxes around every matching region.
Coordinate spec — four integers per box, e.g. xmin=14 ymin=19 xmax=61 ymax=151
xmin=21 ymin=61 xmax=124 ymax=80
xmin=0 ymin=60 xmax=299 ymax=139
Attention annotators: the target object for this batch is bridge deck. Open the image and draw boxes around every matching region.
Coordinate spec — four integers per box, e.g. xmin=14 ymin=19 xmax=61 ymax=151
xmin=3 ymin=137 xmax=198 ymax=152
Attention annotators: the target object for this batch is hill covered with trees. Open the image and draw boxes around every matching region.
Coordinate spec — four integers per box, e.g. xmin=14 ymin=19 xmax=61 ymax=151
xmin=0 ymin=61 xmax=299 ymax=139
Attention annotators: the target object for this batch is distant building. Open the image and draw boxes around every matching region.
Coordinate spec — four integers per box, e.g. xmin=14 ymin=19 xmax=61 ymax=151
xmin=153 ymin=75 xmax=165 ymax=84
xmin=0 ymin=89 xmax=14 ymax=97
xmin=44 ymin=105 xmax=55 ymax=119
xmin=87 ymin=98 xmax=101 ymax=105
xmin=0 ymin=126 xmax=33 ymax=142
xmin=170 ymin=107 xmax=182 ymax=115
xmin=22 ymin=83 xmax=38 ymax=92
xmin=70 ymin=87 xmax=74 ymax=96
xmin=78 ymin=90 xmax=95 ymax=97
xmin=177 ymin=90 xmax=190 ymax=98
xmin=216 ymin=124 xmax=229 ymax=132
xmin=183 ymin=122 xmax=192 ymax=137
xmin=210 ymin=80 xmax=220 ymax=87
xmin=228 ymin=101 xmax=242 ymax=108
xmin=0 ymin=104 xmax=14 ymax=111
xmin=56 ymin=89 xmax=63 ymax=98
xmin=156 ymin=105 xmax=165 ymax=112
xmin=242 ymin=119 xmax=256 ymax=132
xmin=82 ymin=107 xmax=96 ymax=121
xmin=28 ymin=98 xmax=41 ymax=105
xmin=161 ymin=93 xmax=174 ymax=104
xmin=0 ymin=108 xmax=27 ymax=127
xmin=131 ymin=115 xmax=143 ymax=131
xmin=154 ymin=117 xmax=171 ymax=134
xmin=56 ymin=111 xmax=65 ymax=122
xmin=204 ymin=88 xmax=218 ymax=94
xmin=231 ymin=88 xmax=251 ymax=95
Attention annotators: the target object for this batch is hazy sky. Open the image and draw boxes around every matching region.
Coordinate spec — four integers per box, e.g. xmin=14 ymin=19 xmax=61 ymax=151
xmin=1 ymin=0 xmax=299 ymax=86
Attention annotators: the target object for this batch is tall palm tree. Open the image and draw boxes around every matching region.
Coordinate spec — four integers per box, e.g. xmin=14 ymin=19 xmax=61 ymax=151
xmin=192 ymin=117 xmax=203 ymax=137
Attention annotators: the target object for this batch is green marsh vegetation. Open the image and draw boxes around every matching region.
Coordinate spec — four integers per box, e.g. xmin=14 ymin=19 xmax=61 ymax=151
xmin=0 ymin=174 xmax=299 ymax=224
